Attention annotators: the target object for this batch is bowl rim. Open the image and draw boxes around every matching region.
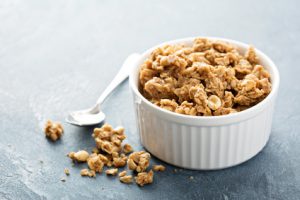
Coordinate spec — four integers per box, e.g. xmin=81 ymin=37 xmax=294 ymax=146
xmin=129 ymin=36 xmax=280 ymax=124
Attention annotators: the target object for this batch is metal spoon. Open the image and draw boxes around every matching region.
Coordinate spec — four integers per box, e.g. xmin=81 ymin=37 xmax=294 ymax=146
xmin=66 ymin=53 xmax=140 ymax=126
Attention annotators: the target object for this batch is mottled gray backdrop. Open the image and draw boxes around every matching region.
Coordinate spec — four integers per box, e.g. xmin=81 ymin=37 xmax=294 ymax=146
xmin=0 ymin=0 xmax=299 ymax=199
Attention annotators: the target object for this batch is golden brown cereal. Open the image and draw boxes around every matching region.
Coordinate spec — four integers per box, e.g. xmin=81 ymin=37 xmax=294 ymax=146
xmin=80 ymin=169 xmax=96 ymax=178
xmin=127 ymin=151 xmax=151 ymax=172
xmin=93 ymin=124 xmax=126 ymax=154
xmin=68 ymin=150 xmax=89 ymax=162
xmin=87 ymin=154 xmax=104 ymax=173
xmin=105 ymin=168 xmax=118 ymax=176
xmin=64 ymin=168 xmax=70 ymax=176
xmin=118 ymin=170 xmax=127 ymax=177
xmin=120 ymin=175 xmax=133 ymax=184
xmin=113 ymin=156 xmax=127 ymax=168
xmin=135 ymin=170 xmax=154 ymax=186
xmin=123 ymin=144 xmax=133 ymax=154
xmin=44 ymin=120 xmax=63 ymax=141
xmin=139 ymin=38 xmax=272 ymax=116
xmin=152 ymin=165 xmax=166 ymax=172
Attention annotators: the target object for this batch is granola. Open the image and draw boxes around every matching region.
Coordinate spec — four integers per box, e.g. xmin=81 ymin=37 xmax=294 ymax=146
xmin=120 ymin=175 xmax=133 ymax=184
xmin=105 ymin=168 xmax=118 ymax=176
xmin=139 ymin=38 xmax=272 ymax=116
xmin=68 ymin=150 xmax=89 ymax=162
xmin=44 ymin=120 xmax=63 ymax=141
xmin=135 ymin=170 xmax=154 ymax=186
xmin=127 ymin=151 xmax=151 ymax=173
xmin=65 ymin=123 xmax=164 ymax=187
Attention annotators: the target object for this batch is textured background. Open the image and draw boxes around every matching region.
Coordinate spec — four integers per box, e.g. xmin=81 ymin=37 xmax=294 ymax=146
xmin=0 ymin=0 xmax=299 ymax=199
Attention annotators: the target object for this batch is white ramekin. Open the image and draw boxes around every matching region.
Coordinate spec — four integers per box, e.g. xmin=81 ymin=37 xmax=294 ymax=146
xmin=129 ymin=37 xmax=280 ymax=170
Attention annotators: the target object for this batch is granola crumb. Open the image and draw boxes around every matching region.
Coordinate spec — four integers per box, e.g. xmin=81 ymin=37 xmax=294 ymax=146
xmin=135 ymin=170 xmax=154 ymax=186
xmin=153 ymin=165 xmax=165 ymax=172
xmin=123 ymin=144 xmax=133 ymax=154
xmin=127 ymin=151 xmax=151 ymax=172
xmin=120 ymin=175 xmax=133 ymax=184
xmin=118 ymin=170 xmax=127 ymax=177
xmin=68 ymin=150 xmax=89 ymax=162
xmin=87 ymin=154 xmax=104 ymax=173
xmin=80 ymin=169 xmax=96 ymax=178
xmin=105 ymin=168 xmax=118 ymax=176
xmin=92 ymin=124 xmax=126 ymax=155
xmin=44 ymin=120 xmax=64 ymax=141
xmin=64 ymin=168 xmax=70 ymax=176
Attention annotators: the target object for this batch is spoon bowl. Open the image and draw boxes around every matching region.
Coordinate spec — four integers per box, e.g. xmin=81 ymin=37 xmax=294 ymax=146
xmin=66 ymin=53 xmax=140 ymax=126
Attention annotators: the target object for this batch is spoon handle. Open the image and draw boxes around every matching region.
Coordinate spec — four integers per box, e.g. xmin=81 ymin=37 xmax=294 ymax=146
xmin=96 ymin=53 xmax=140 ymax=106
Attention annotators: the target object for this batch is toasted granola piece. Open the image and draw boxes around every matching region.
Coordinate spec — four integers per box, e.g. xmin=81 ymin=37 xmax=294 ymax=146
xmin=135 ymin=170 xmax=154 ymax=186
xmin=80 ymin=169 xmax=96 ymax=178
xmin=105 ymin=168 xmax=118 ymax=176
xmin=118 ymin=170 xmax=127 ymax=177
xmin=87 ymin=154 xmax=104 ymax=173
xmin=144 ymin=77 xmax=175 ymax=99
xmin=113 ymin=156 xmax=127 ymax=168
xmin=193 ymin=38 xmax=212 ymax=52
xmin=68 ymin=150 xmax=89 ymax=162
xmin=245 ymin=46 xmax=259 ymax=65
xmin=44 ymin=120 xmax=63 ymax=141
xmin=223 ymin=91 xmax=234 ymax=108
xmin=157 ymin=99 xmax=178 ymax=112
xmin=93 ymin=124 xmax=126 ymax=155
xmin=64 ymin=168 xmax=70 ymax=176
xmin=123 ymin=144 xmax=133 ymax=154
xmin=175 ymin=101 xmax=197 ymax=116
xmin=127 ymin=151 xmax=151 ymax=172
xmin=234 ymin=59 xmax=253 ymax=74
xmin=212 ymin=41 xmax=233 ymax=53
xmin=120 ymin=175 xmax=133 ymax=184
xmin=214 ymin=107 xmax=237 ymax=116
xmin=152 ymin=165 xmax=166 ymax=172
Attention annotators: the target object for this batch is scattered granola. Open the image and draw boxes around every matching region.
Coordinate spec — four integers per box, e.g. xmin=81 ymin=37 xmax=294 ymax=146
xmin=153 ymin=165 xmax=165 ymax=172
xmin=120 ymin=175 xmax=133 ymax=184
xmin=87 ymin=154 xmax=104 ymax=173
xmin=80 ymin=169 xmax=96 ymax=178
xmin=135 ymin=170 xmax=154 ymax=186
xmin=44 ymin=120 xmax=64 ymax=141
xmin=92 ymin=124 xmax=126 ymax=154
xmin=65 ymin=123 xmax=165 ymax=186
xmin=118 ymin=170 xmax=127 ymax=177
xmin=127 ymin=151 xmax=151 ymax=172
xmin=139 ymin=38 xmax=272 ymax=116
xmin=64 ymin=168 xmax=70 ymax=176
xmin=123 ymin=144 xmax=133 ymax=154
xmin=105 ymin=168 xmax=118 ymax=176
xmin=68 ymin=150 xmax=90 ymax=162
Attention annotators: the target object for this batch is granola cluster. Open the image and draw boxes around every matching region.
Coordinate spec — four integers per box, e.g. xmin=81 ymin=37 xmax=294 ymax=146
xmin=44 ymin=120 xmax=64 ymax=141
xmin=67 ymin=123 xmax=164 ymax=186
xmin=139 ymin=38 xmax=272 ymax=116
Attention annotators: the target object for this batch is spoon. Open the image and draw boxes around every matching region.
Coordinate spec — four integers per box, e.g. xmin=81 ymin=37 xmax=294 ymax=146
xmin=66 ymin=53 xmax=140 ymax=126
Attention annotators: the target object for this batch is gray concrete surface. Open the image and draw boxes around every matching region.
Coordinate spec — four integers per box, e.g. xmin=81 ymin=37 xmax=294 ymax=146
xmin=0 ymin=0 xmax=299 ymax=199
